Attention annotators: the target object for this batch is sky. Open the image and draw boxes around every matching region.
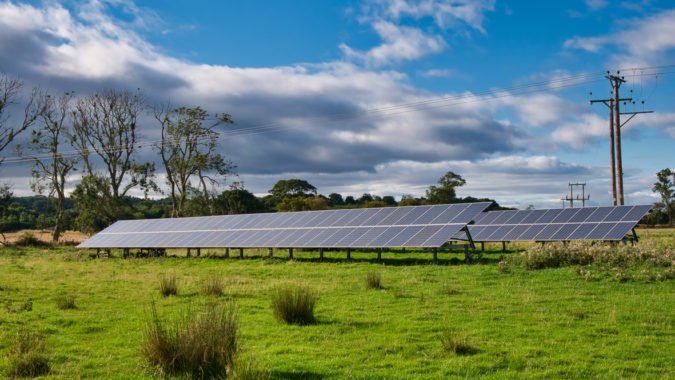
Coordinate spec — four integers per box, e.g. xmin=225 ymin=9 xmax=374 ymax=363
xmin=0 ymin=0 xmax=674 ymax=209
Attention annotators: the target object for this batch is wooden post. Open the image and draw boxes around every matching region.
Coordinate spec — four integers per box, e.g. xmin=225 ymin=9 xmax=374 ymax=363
xmin=268 ymin=248 xmax=273 ymax=258
xmin=433 ymin=248 xmax=437 ymax=265
xmin=239 ymin=248 xmax=244 ymax=259
xmin=346 ymin=248 xmax=351 ymax=262
xmin=319 ymin=248 xmax=324 ymax=262
xmin=289 ymin=248 xmax=293 ymax=259
xmin=377 ymin=248 xmax=382 ymax=263
xmin=225 ymin=247 xmax=229 ymax=258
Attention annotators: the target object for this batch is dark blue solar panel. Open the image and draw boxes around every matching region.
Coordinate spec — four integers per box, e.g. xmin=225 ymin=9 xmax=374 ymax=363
xmin=366 ymin=208 xmax=397 ymax=226
xmin=376 ymin=207 xmax=414 ymax=226
xmin=402 ymin=225 xmax=444 ymax=246
xmin=518 ymin=225 xmax=543 ymax=240
xmin=324 ymin=228 xmax=356 ymax=247
xmin=550 ymin=223 xmax=581 ymax=240
xmin=604 ymin=222 xmax=636 ymax=240
xmin=536 ymin=209 xmax=563 ymax=223
xmin=473 ymin=225 xmax=500 ymax=241
xmin=621 ymin=205 xmax=651 ymax=222
xmin=245 ymin=229 xmax=276 ymax=247
xmin=503 ymin=224 xmax=531 ymax=240
xmin=423 ymin=225 xmax=464 ymax=246
xmin=585 ymin=207 xmax=614 ymax=222
xmin=485 ymin=225 xmax=516 ymax=241
xmin=359 ymin=208 xmax=388 ymax=226
xmin=327 ymin=209 xmax=360 ymax=227
xmin=551 ymin=208 xmax=580 ymax=223
xmin=208 ymin=230 xmax=235 ymax=246
xmin=367 ymin=226 xmax=407 ymax=246
xmin=313 ymin=210 xmax=342 ymax=227
xmin=568 ymin=207 xmax=596 ymax=223
xmin=301 ymin=228 xmax=337 ymax=247
xmin=280 ymin=229 xmax=315 ymax=247
xmin=285 ymin=213 xmax=312 ymax=228
xmin=473 ymin=211 xmax=497 ymax=225
xmin=300 ymin=211 xmax=329 ymax=227
xmin=532 ymin=224 xmax=564 ymax=241
xmin=567 ymin=223 xmax=599 ymax=240
xmin=461 ymin=202 xmax=493 ymax=223
xmin=346 ymin=210 xmax=377 ymax=226
xmin=260 ymin=229 xmax=286 ymax=247
xmin=429 ymin=204 xmax=469 ymax=224
xmin=340 ymin=229 xmax=369 ymax=247
xmin=386 ymin=226 xmax=424 ymax=246
xmin=232 ymin=230 xmax=259 ymax=246
xmin=412 ymin=205 xmax=447 ymax=224
xmin=490 ymin=211 xmax=517 ymax=225
xmin=521 ymin=209 xmax=548 ymax=224
xmin=351 ymin=227 xmax=388 ymax=247
xmin=604 ymin=206 xmax=632 ymax=222
xmin=394 ymin=206 xmax=431 ymax=225
xmin=228 ymin=214 xmax=254 ymax=229
xmin=273 ymin=229 xmax=304 ymax=246
xmin=233 ymin=214 xmax=263 ymax=230
xmin=502 ymin=210 xmax=529 ymax=225
xmin=586 ymin=223 xmax=614 ymax=240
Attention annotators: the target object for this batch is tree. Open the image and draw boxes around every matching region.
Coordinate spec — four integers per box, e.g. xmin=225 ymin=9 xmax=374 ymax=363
xmin=382 ymin=195 xmax=397 ymax=206
xmin=71 ymin=89 xmax=157 ymax=226
xmin=652 ymin=168 xmax=674 ymax=225
xmin=0 ymin=184 xmax=11 ymax=241
xmin=21 ymin=91 xmax=77 ymax=242
xmin=425 ymin=171 xmax=466 ymax=204
xmin=154 ymin=105 xmax=234 ymax=217
xmin=216 ymin=185 xmax=264 ymax=215
xmin=398 ymin=195 xmax=422 ymax=206
xmin=0 ymin=73 xmax=40 ymax=165
xmin=328 ymin=193 xmax=345 ymax=206
xmin=344 ymin=195 xmax=356 ymax=205
xmin=268 ymin=179 xmax=317 ymax=198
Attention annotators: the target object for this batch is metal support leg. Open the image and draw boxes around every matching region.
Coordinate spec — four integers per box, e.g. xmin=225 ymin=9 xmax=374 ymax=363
xmin=346 ymin=248 xmax=351 ymax=262
xmin=225 ymin=247 xmax=229 ymax=258
xmin=502 ymin=241 xmax=506 ymax=253
xmin=377 ymin=248 xmax=382 ymax=263
xmin=481 ymin=242 xmax=484 ymax=252
xmin=319 ymin=248 xmax=324 ymax=262
xmin=268 ymin=248 xmax=273 ymax=258
xmin=464 ymin=246 xmax=470 ymax=263
xmin=187 ymin=248 xmax=191 ymax=258
xmin=197 ymin=248 xmax=201 ymax=257
xmin=433 ymin=248 xmax=437 ymax=265
xmin=239 ymin=248 xmax=244 ymax=259
xmin=289 ymin=248 xmax=293 ymax=259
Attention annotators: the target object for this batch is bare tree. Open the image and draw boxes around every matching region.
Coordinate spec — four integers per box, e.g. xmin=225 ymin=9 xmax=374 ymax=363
xmin=0 ymin=73 xmax=40 ymax=164
xmin=22 ymin=91 xmax=78 ymax=242
xmin=154 ymin=105 xmax=234 ymax=217
xmin=71 ymin=89 xmax=157 ymax=224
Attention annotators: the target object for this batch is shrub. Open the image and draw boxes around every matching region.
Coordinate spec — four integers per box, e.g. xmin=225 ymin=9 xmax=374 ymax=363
xmin=497 ymin=260 xmax=510 ymax=274
xmin=143 ymin=302 xmax=238 ymax=378
xmin=13 ymin=232 xmax=51 ymax=248
xmin=56 ymin=294 xmax=76 ymax=310
xmin=230 ymin=356 xmax=271 ymax=380
xmin=159 ymin=274 xmax=178 ymax=297
xmin=7 ymin=329 xmax=50 ymax=377
xmin=439 ymin=329 xmax=476 ymax=356
xmin=202 ymin=275 xmax=224 ymax=297
xmin=271 ymin=284 xmax=317 ymax=325
xmin=365 ymin=271 xmax=383 ymax=289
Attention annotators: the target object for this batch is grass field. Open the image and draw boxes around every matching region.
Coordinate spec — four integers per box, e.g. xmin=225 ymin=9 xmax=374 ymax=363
xmin=0 ymin=228 xmax=673 ymax=379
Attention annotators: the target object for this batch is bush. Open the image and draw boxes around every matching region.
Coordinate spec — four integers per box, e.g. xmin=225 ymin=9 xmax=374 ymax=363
xmin=143 ymin=302 xmax=238 ymax=378
xmin=439 ymin=329 xmax=476 ymax=356
xmin=55 ymin=294 xmax=76 ymax=310
xmin=159 ymin=274 xmax=178 ymax=297
xmin=271 ymin=284 xmax=317 ymax=325
xmin=230 ymin=356 xmax=271 ymax=380
xmin=365 ymin=271 xmax=383 ymax=289
xmin=6 ymin=329 xmax=50 ymax=377
xmin=13 ymin=232 xmax=51 ymax=248
xmin=202 ymin=275 xmax=224 ymax=297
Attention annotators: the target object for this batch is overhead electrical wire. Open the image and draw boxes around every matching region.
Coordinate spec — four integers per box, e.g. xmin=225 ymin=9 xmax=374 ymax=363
xmin=2 ymin=65 xmax=674 ymax=165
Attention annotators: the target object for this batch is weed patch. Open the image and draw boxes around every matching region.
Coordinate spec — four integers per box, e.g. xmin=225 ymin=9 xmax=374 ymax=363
xmin=271 ymin=284 xmax=317 ymax=325
xmin=6 ymin=329 xmax=51 ymax=377
xmin=365 ymin=271 xmax=383 ymax=289
xmin=158 ymin=273 xmax=178 ymax=296
xmin=440 ymin=329 xmax=476 ymax=356
xmin=202 ymin=275 xmax=225 ymax=297
xmin=55 ymin=294 xmax=77 ymax=310
xmin=142 ymin=302 xmax=238 ymax=378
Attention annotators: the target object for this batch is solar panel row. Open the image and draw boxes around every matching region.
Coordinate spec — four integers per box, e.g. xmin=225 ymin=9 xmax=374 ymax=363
xmin=460 ymin=205 xmax=650 ymax=242
xmin=78 ymin=202 xmax=490 ymax=249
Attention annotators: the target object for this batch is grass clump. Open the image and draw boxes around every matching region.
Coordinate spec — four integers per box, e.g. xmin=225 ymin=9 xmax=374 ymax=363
xmin=143 ymin=302 xmax=238 ymax=378
xmin=202 ymin=275 xmax=225 ymax=297
xmin=230 ymin=356 xmax=271 ymax=380
xmin=365 ymin=271 xmax=383 ymax=289
xmin=6 ymin=329 xmax=51 ymax=377
xmin=55 ymin=294 xmax=76 ymax=310
xmin=271 ymin=284 xmax=317 ymax=325
xmin=159 ymin=273 xmax=178 ymax=297
xmin=440 ymin=329 xmax=476 ymax=356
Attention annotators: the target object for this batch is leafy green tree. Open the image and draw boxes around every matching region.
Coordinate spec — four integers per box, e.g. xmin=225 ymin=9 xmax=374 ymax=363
xmin=398 ymin=195 xmax=422 ymax=206
xmin=216 ymin=186 xmax=264 ymax=215
xmin=21 ymin=91 xmax=77 ymax=242
xmin=426 ymin=171 xmax=466 ymax=204
xmin=358 ymin=193 xmax=374 ymax=204
xmin=363 ymin=199 xmax=387 ymax=208
xmin=344 ymin=195 xmax=356 ymax=205
xmin=277 ymin=197 xmax=310 ymax=212
xmin=652 ymin=168 xmax=674 ymax=225
xmin=382 ymin=195 xmax=397 ymax=206
xmin=155 ymin=105 xmax=234 ymax=217
xmin=268 ymin=179 xmax=317 ymax=198
xmin=328 ymin=193 xmax=345 ymax=206
xmin=71 ymin=89 xmax=157 ymax=227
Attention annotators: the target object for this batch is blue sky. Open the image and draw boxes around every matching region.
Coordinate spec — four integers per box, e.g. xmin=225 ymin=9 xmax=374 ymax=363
xmin=0 ymin=0 xmax=674 ymax=208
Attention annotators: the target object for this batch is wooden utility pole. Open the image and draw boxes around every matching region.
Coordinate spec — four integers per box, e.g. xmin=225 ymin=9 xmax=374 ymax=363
xmin=610 ymin=74 xmax=626 ymax=205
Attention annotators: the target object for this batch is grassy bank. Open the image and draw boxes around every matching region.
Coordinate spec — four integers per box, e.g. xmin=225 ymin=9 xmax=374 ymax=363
xmin=0 ymin=230 xmax=673 ymax=378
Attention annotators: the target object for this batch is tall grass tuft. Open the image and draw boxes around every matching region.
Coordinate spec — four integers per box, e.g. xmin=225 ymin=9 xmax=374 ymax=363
xmin=230 ymin=355 xmax=271 ymax=380
xmin=271 ymin=284 xmax=317 ymax=325
xmin=55 ymin=294 xmax=76 ymax=310
xmin=7 ymin=329 xmax=51 ymax=377
xmin=159 ymin=274 xmax=178 ymax=297
xmin=202 ymin=275 xmax=224 ymax=297
xmin=439 ymin=329 xmax=476 ymax=356
xmin=365 ymin=271 xmax=383 ymax=289
xmin=142 ymin=302 xmax=238 ymax=378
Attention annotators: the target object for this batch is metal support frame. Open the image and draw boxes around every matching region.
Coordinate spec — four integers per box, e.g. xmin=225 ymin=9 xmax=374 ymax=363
xmin=239 ymin=248 xmax=244 ymax=259
xmin=377 ymin=248 xmax=382 ymax=263
xmin=346 ymin=248 xmax=351 ymax=261
xmin=268 ymin=248 xmax=273 ymax=258
xmin=319 ymin=248 xmax=324 ymax=262
xmin=225 ymin=247 xmax=229 ymax=258
xmin=289 ymin=248 xmax=293 ymax=259
xmin=432 ymin=248 xmax=437 ymax=265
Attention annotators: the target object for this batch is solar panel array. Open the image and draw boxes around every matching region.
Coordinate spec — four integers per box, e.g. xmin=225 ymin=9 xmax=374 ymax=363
xmin=454 ymin=205 xmax=650 ymax=242
xmin=78 ymin=202 xmax=491 ymax=249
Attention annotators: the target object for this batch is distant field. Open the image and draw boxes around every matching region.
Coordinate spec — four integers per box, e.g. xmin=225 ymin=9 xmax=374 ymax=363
xmin=0 ymin=228 xmax=673 ymax=378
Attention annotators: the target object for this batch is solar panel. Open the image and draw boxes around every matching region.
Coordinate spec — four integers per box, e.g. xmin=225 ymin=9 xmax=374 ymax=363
xmin=463 ymin=205 xmax=650 ymax=242
xmin=78 ymin=203 xmax=491 ymax=249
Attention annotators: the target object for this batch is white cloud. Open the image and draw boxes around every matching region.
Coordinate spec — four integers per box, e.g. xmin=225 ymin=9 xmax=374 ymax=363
xmin=585 ymin=0 xmax=608 ymax=10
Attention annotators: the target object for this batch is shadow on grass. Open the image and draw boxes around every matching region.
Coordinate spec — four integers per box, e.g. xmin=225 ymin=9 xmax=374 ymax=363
xmin=271 ymin=370 xmax=326 ymax=379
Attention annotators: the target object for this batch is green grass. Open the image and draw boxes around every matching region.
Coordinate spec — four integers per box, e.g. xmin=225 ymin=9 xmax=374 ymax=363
xmin=0 ymin=229 xmax=673 ymax=378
